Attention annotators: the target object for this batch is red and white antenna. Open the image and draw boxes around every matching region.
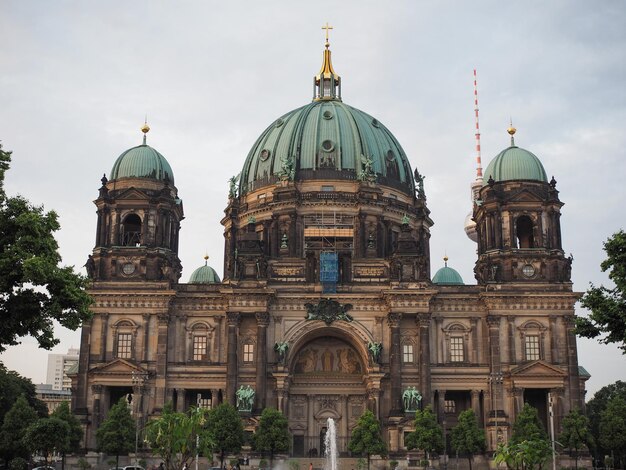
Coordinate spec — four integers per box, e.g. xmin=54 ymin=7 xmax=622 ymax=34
xmin=473 ymin=69 xmax=483 ymax=181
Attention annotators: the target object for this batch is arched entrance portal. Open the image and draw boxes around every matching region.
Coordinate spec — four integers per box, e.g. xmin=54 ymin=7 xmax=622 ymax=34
xmin=287 ymin=334 xmax=369 ymax=457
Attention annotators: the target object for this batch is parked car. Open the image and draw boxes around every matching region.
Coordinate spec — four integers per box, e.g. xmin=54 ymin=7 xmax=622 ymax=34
xmin=109 ymin=466 xmax=145 ymax=470
xmin=33 ymin=466 xmax=55 ymax=470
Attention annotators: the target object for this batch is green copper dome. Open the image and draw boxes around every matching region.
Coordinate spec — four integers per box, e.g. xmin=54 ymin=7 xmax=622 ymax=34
xmin=432 ymin=266 xmax=464 ymax=285
xmin=482 ymin=145 xmax=547 ymax=185
xmin=240 ymin=100 xmax=415 ymax=195
xmin=110 ymin=143 xmax=174 ymax=183
xmin=188 ymin=264 xmax=221 ymax=284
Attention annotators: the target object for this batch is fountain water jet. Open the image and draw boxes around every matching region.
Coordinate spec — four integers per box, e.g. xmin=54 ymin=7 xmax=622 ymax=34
xmin=324 ymin=417 xmax=338 ymax=470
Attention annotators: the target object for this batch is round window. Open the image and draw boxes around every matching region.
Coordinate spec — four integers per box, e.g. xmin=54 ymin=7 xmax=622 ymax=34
xmin=260 ymin=149 xmax=270 ymax=161
xmin=323 ymin=110 xmax=333 ymax=120
xmin=275 ymin=119 xmax=284 ymax=128
xmin=386 ymin=150 xmax=395 ymax=161
xmin=122 ymin=263 xmax=135 ymax=275
xmin=372 ymin=118 xmax=380 ymax=128
xmin=321 ymin=140 xmax=335 ymax=152
xmin=522 ymin=264 xmax=535 ymax=278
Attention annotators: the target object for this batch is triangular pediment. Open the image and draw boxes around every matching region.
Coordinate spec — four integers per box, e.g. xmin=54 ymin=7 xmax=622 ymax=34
xmin=508 ymin=188 xmax=544 ymax=203
xmin=89 ymin=358 xmax=146 ymax=376
xmin=510 ymin=360 xmax=566 ymax=378
xmin=114 ymin=187 xmax=150 ymax=201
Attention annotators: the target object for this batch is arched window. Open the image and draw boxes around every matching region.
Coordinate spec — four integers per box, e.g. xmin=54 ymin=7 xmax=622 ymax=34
xmin=516 ymin=216 xmax=534 ymax=248
xmin=121 ymin=214 xmax=142 ymax=246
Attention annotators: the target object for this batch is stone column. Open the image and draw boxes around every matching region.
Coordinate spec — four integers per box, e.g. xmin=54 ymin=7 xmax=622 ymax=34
xmin=99 ymin=314 xmax=108 ymax=362
xmin=549 ymin=315 xmax=559 ymax=364
xmin=255 ymin=312 xmax=269 ymax=409
xmin=508 ymin=316 xmax=516 ymax=364
xmin=470 ymin=317 xmax=479 ymax=364
xmin=471 ymin=389 xmax=481 ymax=421
xmin=178 ymin=314 xmax=187 ymax=363
xmin=75 ymin=321 xmax=92 ymax=414
xmin=564 ymin=316 xmax=582 ymax=408
xmin=308 ymin=394 xmax=316 ymax=437
xmin=211 ymin=389 xmax=219 ymax=409
xmin=91 ymin=384 xmax=103 ymax=432
xmin=155 ymin=312 xmax=170 ymax=410
xmin=435 ymin=316 xmax=444 ymax=364
xmin=437 ymin=390 xmax=446 ymax=424
xmin=418 ymin=313 xmax=432 ymax=406
xmin=176 ymin=388 xmax=186 ymax=412
xmin=142 ymin=313 xmax=150 ymax=362
xmin=487 ymin=315 xmax=503 ymax=412
xmin=341 ymin=395 xmax=349 ymax=446
xmin=226 ymin=312 xmax=240 ymax=406
xmin=388 ymin=313 xmax=402 ymax=413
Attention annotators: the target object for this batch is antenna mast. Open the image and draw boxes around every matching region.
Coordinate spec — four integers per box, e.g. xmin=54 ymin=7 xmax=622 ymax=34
xmin=473 ymin=69 xmax=483 ymax=181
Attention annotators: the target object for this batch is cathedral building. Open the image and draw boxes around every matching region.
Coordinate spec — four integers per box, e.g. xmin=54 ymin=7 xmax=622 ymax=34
xmin=73 ymin=36 xmax=587 ymax=459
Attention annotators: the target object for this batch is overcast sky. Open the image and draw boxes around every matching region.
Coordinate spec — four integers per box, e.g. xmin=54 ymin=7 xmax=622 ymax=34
xmin=0 ymin=1 xmax=624 ymax=398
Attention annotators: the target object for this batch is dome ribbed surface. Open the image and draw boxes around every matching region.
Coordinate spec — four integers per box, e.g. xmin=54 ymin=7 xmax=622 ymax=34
xmin=483 ymin=146 xmax=547 ymax=185
xmin=432 ymin=266 xmax=464 ymax=285
xmin=240 ymin=100 xmax=414 ymax=194
xmin=110 ymin=144 xmax=174 ymax=183
xmin=188 ymin=265 xmax=221 ymax=284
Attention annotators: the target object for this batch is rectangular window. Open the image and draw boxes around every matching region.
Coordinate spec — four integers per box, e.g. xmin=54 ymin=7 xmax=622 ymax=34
xmin=402 ymin=344 xmax=414 ymax=363
xmin=450 ymin=337 xmax=464 ymax=362
xmin=525 ymin=335 xmax=540 ymax=361
xmin=321 ymin=185 xmax=335 ymax=192
xmin=193 ymin=336 xmax=207 ymax=361
xmin=243 ymin=343 xmax=254 ymax=363
xmin=117 ymin=333 xmax=132 ymax=359
xmin=444 ymin=400 xmax=456 ymax=413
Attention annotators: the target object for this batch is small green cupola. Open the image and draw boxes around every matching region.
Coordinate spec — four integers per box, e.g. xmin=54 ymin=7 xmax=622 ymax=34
xmin=110 ymin=124 xmax=175 ymax=183
xmin=432 ymin=256 xmax=464 ymax=285
xmin=483 ymin=126 xmax=547 ymax=185
xmin=313 ymin=23 xmax=341 ymax=101
xmin=188 ymin=255 xmax=221 ymax=284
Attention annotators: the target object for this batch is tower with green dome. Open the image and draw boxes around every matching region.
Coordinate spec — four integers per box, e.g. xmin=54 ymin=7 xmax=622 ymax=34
xmin=473 ymin=125 xmax=571 ymax=284
xmin=88 ymin=123 xmax=184 ymax=282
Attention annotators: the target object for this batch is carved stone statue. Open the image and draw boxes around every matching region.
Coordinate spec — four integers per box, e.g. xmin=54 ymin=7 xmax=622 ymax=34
xmin=236 ymin=385 xmax=255 ymax=412
xmin=414 ymin=168 xmax=426 ymax=198
xmin=305 ymin=298 xmax=353 ymax=325
xmin=274 ymin=341 xmax=289 ymax=364
xmin=402 ymin=386 xmax=422 ymax=412
xmin=228 ymin=174 xmax=240 ymax=199
xmin=84 ymin=254 xmax=96 ymax=279
xmin=358 ymin=154 xmax=376 ymax=183
xmin=367 ymin=341 xmax=382 ymax=363
xmin=279 ymin=154 xmax=295 ymax=181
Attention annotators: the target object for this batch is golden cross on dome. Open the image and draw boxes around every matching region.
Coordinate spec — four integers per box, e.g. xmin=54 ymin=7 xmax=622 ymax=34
xmin=322 ymin=22 xmax=333 ymax=46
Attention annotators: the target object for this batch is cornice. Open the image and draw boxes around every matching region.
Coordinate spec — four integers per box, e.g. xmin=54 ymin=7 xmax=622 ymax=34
xmin=480 ymin=292 xmax=579 ymax=311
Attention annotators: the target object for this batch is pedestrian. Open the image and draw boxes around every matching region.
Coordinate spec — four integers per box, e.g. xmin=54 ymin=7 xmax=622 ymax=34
xmin=309 ymin=463 xmax=313 ymax=470
xmin=159 ymin=463 xmax=164 ymax=470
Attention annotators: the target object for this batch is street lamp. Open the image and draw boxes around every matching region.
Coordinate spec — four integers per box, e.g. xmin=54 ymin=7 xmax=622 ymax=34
xmin=488 ymin=372 xmax=504 ymax=452
xmin=131 ymin=371 xmax=148 ymax=466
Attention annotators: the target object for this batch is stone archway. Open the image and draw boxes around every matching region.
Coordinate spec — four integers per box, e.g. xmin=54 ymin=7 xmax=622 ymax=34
xmin=286 ymin=328 xmax=369 ymax=457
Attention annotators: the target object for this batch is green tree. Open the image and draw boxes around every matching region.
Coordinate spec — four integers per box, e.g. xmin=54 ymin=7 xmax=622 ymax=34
xmin=586 ymin=381 xmax=626 ymax=466
xmin=23 ymin=417 xmax=70 ymax=467
xmin=576 ymin=229 xmax=626 ymax=352
xmin=145 ymin=403 xmax=213 ymax=470
xmin=405 ymin=406 xmax=443 ymax=461
xmin=559 ymin=409 xmax=592 ymax=469
xmin=0 ymin=396 xmax=39 ymax=464
xmin=253 ymin=408 xmax=290 ymax=469
xmin=204 ymin=404 xmax=243 ymax=468
xmin=494 ymin=439 xmax=553 ymax=470
xmin=0 ymin=143 xmax=92 ymax=353
xmin=510 ymin=404 xmax=548 ymax=445
xmin=0 ymin=364 xmax=48 ymax=424
xmin=450 ymin=409 xmax=485 ymax=470
xmin=51 ymin=401 xmax=83 ymax=470
xmin=348 ymin=410 xmax=387 ymax=470
xmin=96 ymin=398 xmax=135 ymax=469
xmin=599 ymin=396 xmax=626 ymax=469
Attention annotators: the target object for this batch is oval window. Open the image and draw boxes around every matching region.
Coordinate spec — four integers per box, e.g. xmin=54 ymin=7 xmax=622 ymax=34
xmin=321 ymin=140 xmax=335 ymax=152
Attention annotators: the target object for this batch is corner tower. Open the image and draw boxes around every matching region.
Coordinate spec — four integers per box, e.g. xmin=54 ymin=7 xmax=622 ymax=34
xmin=89 ymin=124 xmax=184 ymax=283
xmin=473 ymin=126 xmax=570 ymax=284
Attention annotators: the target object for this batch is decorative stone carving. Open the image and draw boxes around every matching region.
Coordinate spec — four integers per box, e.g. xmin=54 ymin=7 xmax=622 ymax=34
xmin=304 ymin=298 xmax=353 ymax=325
xmin=402 ymin=386 xmax=422 ymax=412
xmin=236 ymin=385 xmax=255 ymax=412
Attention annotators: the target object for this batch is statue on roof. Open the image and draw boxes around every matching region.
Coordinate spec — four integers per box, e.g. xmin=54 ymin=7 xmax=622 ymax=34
xmin=414 ymin=169 xmax=426 ymax=199
xmin=228 ymin=174 xmax=240 ymax=199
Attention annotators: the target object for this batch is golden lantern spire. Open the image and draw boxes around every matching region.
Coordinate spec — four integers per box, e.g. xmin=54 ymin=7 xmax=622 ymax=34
xmin=507 ymin=118 xmax=517 ymax=146
xmin=141 ymin=116 xmax=150 ymax=145
xmin=314 ymin=23 xmax=341 ymax=101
